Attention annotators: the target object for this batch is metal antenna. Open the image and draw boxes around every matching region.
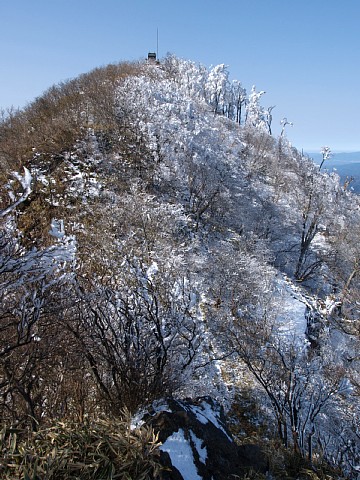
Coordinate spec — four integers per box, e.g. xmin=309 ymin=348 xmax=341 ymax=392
xmin=157 ymin=28 xmax=159 ymax=59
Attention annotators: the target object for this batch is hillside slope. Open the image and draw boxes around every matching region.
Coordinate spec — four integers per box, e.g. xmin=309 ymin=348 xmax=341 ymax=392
xmin=1 ymin=55 xmax=360 ymax=478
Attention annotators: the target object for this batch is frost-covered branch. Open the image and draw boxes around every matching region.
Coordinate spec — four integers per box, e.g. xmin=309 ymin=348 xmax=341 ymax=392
xmin=0 ymin=167 xmax=32 ymax=217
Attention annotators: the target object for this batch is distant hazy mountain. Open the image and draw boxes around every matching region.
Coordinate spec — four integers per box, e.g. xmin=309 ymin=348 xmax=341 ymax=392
xmin=307 ymin=151 xmax=360 ymax=193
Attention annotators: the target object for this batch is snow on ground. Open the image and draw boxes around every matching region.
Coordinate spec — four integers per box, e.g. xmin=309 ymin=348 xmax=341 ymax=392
xmin=159 ymin=428 xmax=202 ymax=480
xmin=189 ymin=430 xmax=207 ymax=464
xmin=274 ymin=275 xmax=311 ymax=345
xmin=188 ymin=400 xmax=232 ymax=442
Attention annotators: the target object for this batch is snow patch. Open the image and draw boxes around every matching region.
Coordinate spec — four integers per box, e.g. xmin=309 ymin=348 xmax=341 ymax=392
xmin=189 ymin=401 xmax=232 ymax=442
xmin=146 ymin=261 xmax=159 ymax=281
xmin=159 ymin=429 xmax=202 ymax=480
xmin=275 ymin=275 xmax=309 ymax=343
xmin=49 ymin=219 xmax=65 ymax=239
xmin=189 ymin=430 xmax=207 ymax=464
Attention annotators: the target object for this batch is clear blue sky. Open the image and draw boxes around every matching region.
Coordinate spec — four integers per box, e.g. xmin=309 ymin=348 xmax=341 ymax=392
xmin=1 ymin=0 xmax=359 ymax=152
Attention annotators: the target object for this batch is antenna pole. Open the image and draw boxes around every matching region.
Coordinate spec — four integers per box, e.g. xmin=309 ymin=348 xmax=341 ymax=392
xmin=157 ymin=28 xmax=159 ymax=59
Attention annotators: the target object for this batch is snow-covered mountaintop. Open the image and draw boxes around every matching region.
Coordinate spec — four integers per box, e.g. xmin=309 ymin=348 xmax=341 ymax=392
xmin=1 ymin=55 xmax=360 ymax=478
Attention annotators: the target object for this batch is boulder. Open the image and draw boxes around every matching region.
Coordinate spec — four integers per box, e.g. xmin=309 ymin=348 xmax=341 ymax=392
xmin=144 ymin=396 xmax=268 ymax=480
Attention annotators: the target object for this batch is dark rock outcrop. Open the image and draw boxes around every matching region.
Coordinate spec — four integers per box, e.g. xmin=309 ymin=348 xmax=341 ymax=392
xmin=144 ymin=396 xmax=268 ymax=480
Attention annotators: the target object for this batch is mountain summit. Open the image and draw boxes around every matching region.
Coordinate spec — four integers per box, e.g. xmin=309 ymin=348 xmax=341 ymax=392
xmin=1 ymin=56 xmax=359 ymax=479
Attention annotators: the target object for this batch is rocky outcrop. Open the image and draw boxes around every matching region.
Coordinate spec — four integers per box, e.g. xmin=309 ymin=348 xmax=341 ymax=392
xmin=144 ymin=396 xmax=268 ymax=480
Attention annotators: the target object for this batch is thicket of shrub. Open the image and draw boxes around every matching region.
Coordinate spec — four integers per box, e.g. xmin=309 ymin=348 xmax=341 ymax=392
xmin=0 ymin=415 xmax=162 ymax=480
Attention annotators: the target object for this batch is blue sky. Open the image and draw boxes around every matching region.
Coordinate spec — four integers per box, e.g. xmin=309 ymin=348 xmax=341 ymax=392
xmin=1 ymin=0 xmax=359 ymax=152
